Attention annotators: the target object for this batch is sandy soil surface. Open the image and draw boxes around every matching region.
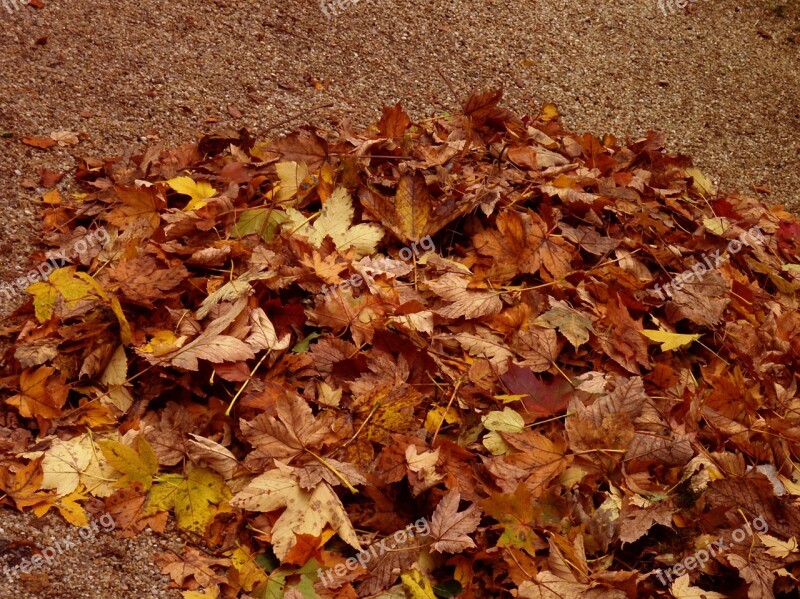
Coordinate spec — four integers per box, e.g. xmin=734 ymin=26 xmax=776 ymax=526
xmin=0 ymin=0 xmax=798 ymax=597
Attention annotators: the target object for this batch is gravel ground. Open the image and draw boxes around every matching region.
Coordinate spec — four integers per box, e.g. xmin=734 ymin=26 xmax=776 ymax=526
xmin=0 ymin=0 xmax=798 ymax=597
xmin=0 ymin=510 xmax=183 ymax=599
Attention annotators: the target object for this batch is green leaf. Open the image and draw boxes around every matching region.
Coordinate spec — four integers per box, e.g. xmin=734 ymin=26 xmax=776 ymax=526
xmin=232 ymin=208 xmax=288 ymax=242
xmin=292 ymin=332 xmax=321 ymax=353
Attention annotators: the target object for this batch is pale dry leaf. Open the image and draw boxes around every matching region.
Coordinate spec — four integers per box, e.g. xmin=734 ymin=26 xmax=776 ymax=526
xmin=428 ymin=273 xmax=502 ymax=319
xmin=187 ymin=434 xmax=240 ymax=480
xmin=230 ymin=469 xmax=360 ymax=560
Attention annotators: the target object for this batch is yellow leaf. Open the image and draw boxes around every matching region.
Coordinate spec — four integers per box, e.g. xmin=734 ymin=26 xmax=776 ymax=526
xmin=27 ymin=267 xmax=98 ymax=323
xmin=483 ymin=408 xmax=525 ymax=432
xmin=100 ymin=345 xmax=128 ymax=386
xmin=43 ymin=189 xmax=61 ymax=204
xmin=26 ymin=280 xmax=58 ymax=322
xmin=401 ymin=569 xmax=437 ymax=599
xmin=99 ymin=437 xmax=158 ymax=491
xmin=285 ymin=186 xmax=383 ymax=257
xmin=494 ymin=394 xmax=528 ymax=404
xmin=167 ymin=176 xmax=217 ymax=211
xmin=139 ymin=330 xmax=184 ymax=356
xmin=109 ymin=296 xmax=133 ymax=345
xmin=57 ymin=491 xmax=89 ymax=527
xmin=230 ymin=547 xmax=267 ymax=592
xmin=539 ymin=103 xmax=560 ymax=122
xmin=640 ymin=329 xmax=701 ymax=352
xmin=182 ymin=588 xmax=220 ymax=599
xmin=687 ymin=167 xmax=716 ymax=196
xmin=669 ymin=574 xmax=726 ymax=598
xmin=703 ymin=217 xmax=731 ymax=236
xmin=424 ymin=406 xmax=461 ymax=433
xmin=146 ymin=467 xmax=227 ymax=533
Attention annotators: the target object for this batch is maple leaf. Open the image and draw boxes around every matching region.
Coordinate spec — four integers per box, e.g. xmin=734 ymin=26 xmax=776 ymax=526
xmin=401 ymin=569 xmax=437 ymax=599
xmin=617 ymin=498 xmax=674 ymax=544
xmin=163 ymin=298 xmax=255 ymax=371
xmin=485 ymin=429 xmax=571 ymax=495
xmin=513 ymin=326 xmax=562 ymax=373
xmin=104 ymin=484 xmax=168 ymax=537
xmin=428 ymin=273 xmax=503 ymax=320
xmin=668 ymin=574 xmax=726 ymax=599
xmin=517 ymin=573 xmax=590 ymax=599
xmin=0 ymin=459 xmax=53 ymax=510
xmin=482 ymin=408 xmax=525 ymax=455
xmin=429 ymin=490 xmax=482 ymax=553
xmin=534 ymin=299 xmax=595 ymax=349
xmin=285 ymin=186 xmax=383 ymax=257
xmin=156 ymin=546 xmax=231 ymax=587
xmin=39 ymin=436 xmax=92 ymax=496
xmin=229 ymin=546 xmax=269 ymax=592
xmin=55 ymin=489 xmax=90 ymax=526
xmin=230 ymin=468 xmax=361 ymax=560
xmin=26 ymin=267 xmax=101 ymax=323
xmin=474 ymin=210 xmax=545 ymax=280
xmin=663 ymin=270 xmax=730 ymax=327
xmin=360 ymin=172 xmax=479 ymax=243
xmin=275 ymin=160 xmax=312 ymax=203
xmin=107 ymin=184 xmax=163 ymax=236
xmin=308 ymin=288 xmax=384 ymax=346
xmin=596 ymin=297 xmax=651 ymax=373
xmin=108 ymin=256 xmax=188 ymax=303
xmin=481 ymin=485 xmax=546 ymax=556
xmin=167 ymin=175 xmax=218 ymax=211
xmin=98 ymin=436 xmax=159 ymax=491
xmin=455 ymin=330 xmax=514 ymax=371
xmin=378 ymin=103 xmax=412 ymax=137
xmin=146 ymin=466 xmax=228 ymax=533
xmin=6 ymin=365 xmax=69 ymax=420
xmin=240 ymin=394 xmax=333 ymax=469
xmin=232 ymin=207 xmax=288 ymax=242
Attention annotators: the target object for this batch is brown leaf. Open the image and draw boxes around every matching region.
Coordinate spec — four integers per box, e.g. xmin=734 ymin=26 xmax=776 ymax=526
xmin=21 ymin=136 xmax=56 ymax=149
xmin=428 ymin=273 xmax=502 ymax=320
xmin=359 ymin=173 xmax=480 ymax=243
xmin=430 ymin=489 xmax=482 ymax=553
xmin=378 ymin=103 xmax=411 ymax=138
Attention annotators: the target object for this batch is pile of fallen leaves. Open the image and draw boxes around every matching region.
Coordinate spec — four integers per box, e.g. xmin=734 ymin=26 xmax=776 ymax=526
xmin=1 ymin=89 xmax=800 ymax=599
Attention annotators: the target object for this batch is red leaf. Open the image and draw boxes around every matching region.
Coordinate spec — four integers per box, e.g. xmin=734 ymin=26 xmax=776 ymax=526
xmin=500 ymin=363 xmax=574 ymax=418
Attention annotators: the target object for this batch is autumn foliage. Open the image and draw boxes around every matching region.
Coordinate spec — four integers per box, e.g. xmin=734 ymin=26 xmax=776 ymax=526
xmin=2 ymin=90 xmax=800 ymax=598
